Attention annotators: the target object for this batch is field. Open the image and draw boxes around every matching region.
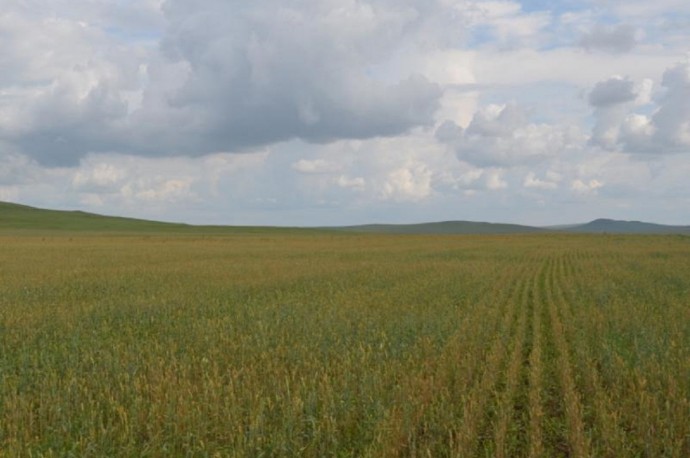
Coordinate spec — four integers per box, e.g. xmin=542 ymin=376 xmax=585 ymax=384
xmin=1 ymin=232 xmax=689 ymax=456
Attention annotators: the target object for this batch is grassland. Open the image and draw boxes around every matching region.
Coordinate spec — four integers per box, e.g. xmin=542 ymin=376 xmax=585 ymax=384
xmin=1 ymin=232 xmax=689 ymax=456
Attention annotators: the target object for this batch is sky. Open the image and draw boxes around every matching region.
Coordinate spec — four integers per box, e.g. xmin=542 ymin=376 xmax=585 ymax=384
xmin=1 ymin=0 xmax=689 ymax=226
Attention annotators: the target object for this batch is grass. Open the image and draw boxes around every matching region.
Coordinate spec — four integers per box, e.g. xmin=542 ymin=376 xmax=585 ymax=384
xmin=0 ymin=201 xmax=316 ymax=235
xmin=0 ymin=232 xmax=688 ymax=456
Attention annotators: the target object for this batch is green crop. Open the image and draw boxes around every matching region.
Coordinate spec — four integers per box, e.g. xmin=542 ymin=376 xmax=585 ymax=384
xmin=0 ymin=233 xmax=688 ymax=456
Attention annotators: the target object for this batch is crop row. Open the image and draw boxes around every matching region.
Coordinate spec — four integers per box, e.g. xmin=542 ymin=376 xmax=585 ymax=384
xmin=0 ymin=234 xmax=688 ymax=456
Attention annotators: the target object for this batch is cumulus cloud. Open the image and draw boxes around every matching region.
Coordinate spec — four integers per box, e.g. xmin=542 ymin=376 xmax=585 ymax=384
xmin=0 ymin=0 xmax=449 ymax=166
xmin=580 ymin=24 xmax=638 ymax=53
xmin=380 ymin=163 xmax=433 ymax=202
xmin=590 ymin=61 xmax=690 ymax=155
xmin=588 ymin=76 xmax=639 ymax=149
xmin=143 ymin=1 xmax=443 ymax=147
xmin=1 ymin=0 xmax=689 ymax=227
xmin=436 ymin=103 xmax=584 ymax=167
xmin=645 ymin=62 xmax=690 ymax=152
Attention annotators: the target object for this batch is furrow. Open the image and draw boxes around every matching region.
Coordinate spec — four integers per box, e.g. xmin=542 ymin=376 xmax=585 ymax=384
xmin=554 ymin=252 xmax=629 ymax=456
xmin=490 ymin=268 xmax=531 ymax=458
xmin=545 ymin=254 xmax=590 ymax=457
xmin=527 ymin=259 xmax=545 ymax=458
xmin=366 ymin=257 xmax=531 ymax=457
xmin=451 ymin=260 xmax=528 ymax=456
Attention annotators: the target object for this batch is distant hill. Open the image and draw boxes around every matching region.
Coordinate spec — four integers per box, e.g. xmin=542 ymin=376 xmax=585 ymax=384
xmin=565 ymin=218 xmax=690 ymax=235
xmin=0 ymin=201 xmax=298 ymax=234
xmin=333 ymin=221 xmax=546 ymax=234
xmin=0 ymin=201 xmax=193 ymax=232
xmin=336 ymin=219 xmax=690 ymax=235
xmin=2 ymin=201 xmax=689 ymax=235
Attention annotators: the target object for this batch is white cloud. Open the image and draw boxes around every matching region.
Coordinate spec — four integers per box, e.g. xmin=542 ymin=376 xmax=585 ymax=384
xmin=380 ymin=163 xmax=433 ymax=202
xmin=336 ymin=175 xmax=366 ymax=192
xmin=122 ymin=178 xmax=195 ymax=203
xmin=523 ymin=171 xmax=558 ymax=190
xmin=589 ymin=60 xmax=690 ymax=155
xmin=72 ymin=163 xmax=127 ymax=192
xmin=571 ymin=178 xmax=603 ymax=195
xmin=474 ymin=48 xmax=679 ymax=89
xmin=437 ymin=103 xmax=585 ymax=167
xmin=292 ymin=159 xmax=342 ymax=174
xmin=1 ymin=0 xmax=689 ymax=226
xmin=486 ymin=169 xmax=508 ymax=190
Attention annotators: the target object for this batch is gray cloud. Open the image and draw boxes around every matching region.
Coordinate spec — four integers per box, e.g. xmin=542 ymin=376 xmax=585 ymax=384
xmin=0 ymin=0 xmax=444 ymax=166
xmin=140 ymin=1 xmax=442 ymax=149
xmin=589 ymin=77 xmax=637 ymax=107
xmin=580 ymin=24 xmax=638 ymax=53
xmin=589 ymin=77 xmax=637 ymax=150
xmin=588 ymin=76 xmax=639 ymax=149
xmin=647 ymin=62 xmax=690 ymax=152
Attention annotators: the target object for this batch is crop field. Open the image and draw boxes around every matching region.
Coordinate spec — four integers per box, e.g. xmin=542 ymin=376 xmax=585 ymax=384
xmin=1 ymin=232 xmax=689 ymax=456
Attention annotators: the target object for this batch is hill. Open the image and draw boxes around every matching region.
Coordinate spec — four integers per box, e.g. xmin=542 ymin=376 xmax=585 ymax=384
xmin=333 ymin=220 xmax=546 ymax=234
xmin=0 ymin=201 xmax=195 ymax=232
xmin=0 ymin=201 xmax=299 ymax=234
xmin=2 ymin=201 xmax=689 ymax=235
xmin=566 ymin=218 xmax=690 ymax=235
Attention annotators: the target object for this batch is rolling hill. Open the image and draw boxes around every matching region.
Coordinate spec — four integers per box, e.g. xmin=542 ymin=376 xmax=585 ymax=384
xmin=0 ymin=201 xmax=295 ymax=234
xmin=565 ymin=218 xmax=690 ymax=234
xmin=1 ymin=201 xmax=689 ymax=235
xmin=332 ymin=221 xmax=546 ymax=234
xmin=0 ymin=201 xmax=197 ymax=232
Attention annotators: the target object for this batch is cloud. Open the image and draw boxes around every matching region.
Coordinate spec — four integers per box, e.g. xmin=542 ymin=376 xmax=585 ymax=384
xmin=380 ymin=163 xmax=433 ymax=202
xmin=646 ymin=61 xmax=690 ymax=152
xmin=523 ymin=171 xmax=559 ymax=190
xmin=580 ymin=24 xmax=638 ymax=53
xmin=336 ymin=175 xmax=366 ymax=192
xmin=0 ymin=1 xmax=447 ymax=166
xmin=588 ymin=76 xmax=637 ymax=107
xmin=588 ymin=76 xmax=640 ymax=149
xmin=485 ymin=170 xmax=507 ymax=190
xmin=292 ymin=159 xmax=342 ymax=174
xmin=465 ymin=1 xmax=551 ymax=48
xmin=0 ymin=5 xmax=153 ymax=166
xmin=1 ymin=0 xmax=689 ymax=228
xmin=121 ymin=178 xmax=195 ymax=203
xmin=590 ymin=61 xmax=690 ymax=154
xmin=146 ymin=1 xmax=443 ymax=148
xmin=436 ymin=103 xmax=584 ymax=167
xmin=0 ymin=151 xmax=39 ymax=185
xmin=571 ymin=178 xmax=603 ymax=195
xmin=72 ymin=163 xmax=127 ymax=192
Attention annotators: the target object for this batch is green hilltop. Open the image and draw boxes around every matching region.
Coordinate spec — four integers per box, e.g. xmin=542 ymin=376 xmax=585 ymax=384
xmin=0 ymin=201 xmax=192 ymax=232
xmin=0 ymin=201 xmax=303 ymax=234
